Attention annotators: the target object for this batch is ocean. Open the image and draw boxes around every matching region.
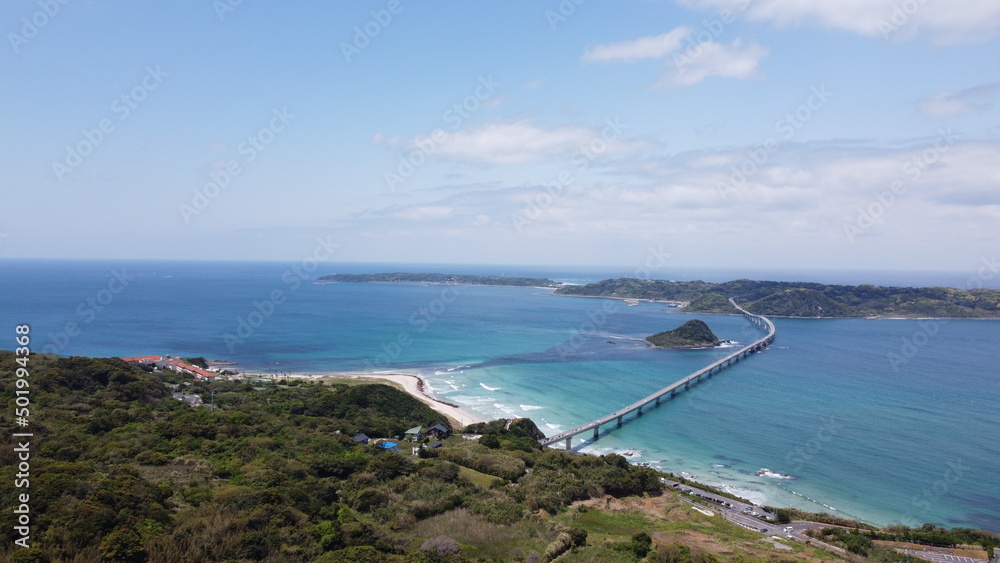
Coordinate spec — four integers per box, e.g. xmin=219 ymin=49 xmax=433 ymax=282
xmin=2 ymin=259 xmax=998 ymax=532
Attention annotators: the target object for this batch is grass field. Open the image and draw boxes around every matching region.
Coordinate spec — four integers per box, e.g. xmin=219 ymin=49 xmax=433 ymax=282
xmin=404 ymin=508 xmax=555 ymax=560
xmin=458 ymin=465 xmax=500 ymax=488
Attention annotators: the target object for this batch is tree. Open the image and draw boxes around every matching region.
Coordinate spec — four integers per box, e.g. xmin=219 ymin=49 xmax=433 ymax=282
xmin=654 ymin=542 xmax=692 ymax=563
xmin=775 ymin=508 xmax=792 ymax=523
xmin=630 ymin=532 xmax=652 ymax=558
xmin=567 ymin=527 xmax=588 ymax=547
xmin=479 ymin=434 xmax=501 ymax=449
xmin=98 ymin=527 xmax=145 ymax=561
xmin=421 ymin=535 xmax=461 ymax=557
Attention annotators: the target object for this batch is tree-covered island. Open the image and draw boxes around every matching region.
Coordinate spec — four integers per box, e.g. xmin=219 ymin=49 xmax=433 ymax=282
xmin=556 ymin=278 xmax=1000 ymax=318
xmin=646 ymin=320 xmax=722 ymax=349
xmin=320 ymin=274 xmax=1000 ymax=318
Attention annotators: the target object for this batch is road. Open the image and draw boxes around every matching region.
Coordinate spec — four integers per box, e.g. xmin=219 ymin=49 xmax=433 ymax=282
xmin=661 ymin=477 xmax=833 ymax=542
xmin=661 ymin=479 xmax=993 ymax=562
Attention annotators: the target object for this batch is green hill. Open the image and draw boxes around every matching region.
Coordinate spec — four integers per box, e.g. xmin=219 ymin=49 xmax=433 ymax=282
xmin=646 ymin=319 xmax=721 ymax=348
xmin=746 ymin=288 xmax=853 ymax=318
xmin=3 ymin=351 xmax=987 ymax=561
xmin=554 ymin=278 xmax=1000 ymax=318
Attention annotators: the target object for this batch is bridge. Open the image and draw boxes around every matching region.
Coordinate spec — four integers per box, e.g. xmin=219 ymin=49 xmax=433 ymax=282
xmin=539 ymin=298 xmax=776 ymax=449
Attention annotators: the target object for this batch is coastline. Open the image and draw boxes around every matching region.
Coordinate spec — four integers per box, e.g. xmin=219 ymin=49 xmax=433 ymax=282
xmin=280 ymin=371 xmax=484 ymax=428
xmin=553 ymin=293 xmax=1000 ymax=320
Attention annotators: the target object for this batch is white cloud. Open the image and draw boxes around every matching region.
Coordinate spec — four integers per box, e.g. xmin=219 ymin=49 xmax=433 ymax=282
xmin=393 ymin=206 xmax=454 ymax=220
xmin=918 ymin=83 xmax=1000 ymax=116
xmin=681 ymin=0 xmax=1000 ymax=42
xmin=435 ymin=122 xmax=591 ymax=164
xmin=351 ymin=136 xmax=1000 ymax=270
xmin=582 ymin=28 xmax=691 ymax=62
xmin=664 ymin=39 xmax=768 ymax=88
xmin=581 ymin=27 xmax=767 ymax=88
xmin=420 ymin=121 xmax=645 ymax=165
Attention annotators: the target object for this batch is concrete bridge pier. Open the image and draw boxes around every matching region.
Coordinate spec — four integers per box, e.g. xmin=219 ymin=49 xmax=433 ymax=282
xmin=593 ymin=427 xmax=599 ymax=440
xmin=617 ymin=415 xmax=622 ymax=427
xmin=565 ymin=437 xmax=571 ymax=450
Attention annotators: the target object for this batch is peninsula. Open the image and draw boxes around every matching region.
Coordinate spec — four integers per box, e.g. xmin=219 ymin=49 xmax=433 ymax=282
xmin=317 ymin=273 xmax=1000 ymax=318
xmin=556 ymin=278 xmax=1000 ymax=318
xmin=646 ymin=319 xmax=722 ymax=348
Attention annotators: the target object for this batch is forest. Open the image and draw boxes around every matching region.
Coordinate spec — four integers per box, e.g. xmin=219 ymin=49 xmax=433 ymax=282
xmin=555 ymin=278 xmax=1000 ymax=318
xmin=3 ymin=352 xmax=995 ymax=562
xmin=0 ymin=353 xmax=664 ymax=562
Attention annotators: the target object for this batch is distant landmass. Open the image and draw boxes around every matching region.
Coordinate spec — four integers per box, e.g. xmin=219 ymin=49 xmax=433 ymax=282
xmin=555 ymin=278 xmax=1000 ymax=318
xmin=646 ymin=319 xmax=722 ymax=349
xmin=318 ymin=272 xmax=561 ymax=288
xmin=318 ymin=274 xmax=1000 ymax=318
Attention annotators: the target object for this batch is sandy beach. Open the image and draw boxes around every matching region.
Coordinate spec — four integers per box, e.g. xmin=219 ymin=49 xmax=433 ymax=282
xmin=280 ymin=372 xmax=484 ymax=428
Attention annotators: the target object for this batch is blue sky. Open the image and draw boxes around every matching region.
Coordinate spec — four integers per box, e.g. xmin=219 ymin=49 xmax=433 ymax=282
xmin=2 ymin=0 xmax=998 ymax=272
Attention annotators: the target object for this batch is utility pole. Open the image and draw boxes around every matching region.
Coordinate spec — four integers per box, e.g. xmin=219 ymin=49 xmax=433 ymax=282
xmin=211 ymin=389 xmax=215 ymax=413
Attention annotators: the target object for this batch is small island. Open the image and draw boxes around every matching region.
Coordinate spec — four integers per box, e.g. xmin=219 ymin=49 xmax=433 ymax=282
xmin=645 ymin=319 xmax=722 ymax=349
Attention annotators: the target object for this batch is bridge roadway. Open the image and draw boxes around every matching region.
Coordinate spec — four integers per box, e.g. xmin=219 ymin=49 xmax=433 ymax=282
xmin=539 ymin=298 xmax=776 ymax=449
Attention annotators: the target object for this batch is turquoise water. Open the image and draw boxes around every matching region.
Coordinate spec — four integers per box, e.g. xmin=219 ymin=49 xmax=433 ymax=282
xmin=2 ymin=259 xmax=998 ymax=532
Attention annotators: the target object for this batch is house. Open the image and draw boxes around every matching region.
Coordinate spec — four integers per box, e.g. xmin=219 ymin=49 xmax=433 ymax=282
xmin=426 ymin=441 xmax=443 ymax=449
xmin=167 ymin=359 xmax=217 ymax=381
xmin=352 ymin=433 xmax=370 ymax=445
xmin=123 ymin=355 xmax=216 ymax=381
xmin=172 ymin=393 xmax=203 ymax=407
xmin=404 ymin=426 xmax=424 ymax=441
xmin=378 ymin=441 xmax=399 ymax=453
xmin=427 ymin=424 xmax=450 ymax=439
xmin=122 ymin=355 xmax=164 ymax=364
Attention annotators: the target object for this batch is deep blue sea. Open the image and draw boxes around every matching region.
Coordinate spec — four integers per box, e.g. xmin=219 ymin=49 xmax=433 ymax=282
xmin=2 ymin=259 xmax=998 ymax=532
